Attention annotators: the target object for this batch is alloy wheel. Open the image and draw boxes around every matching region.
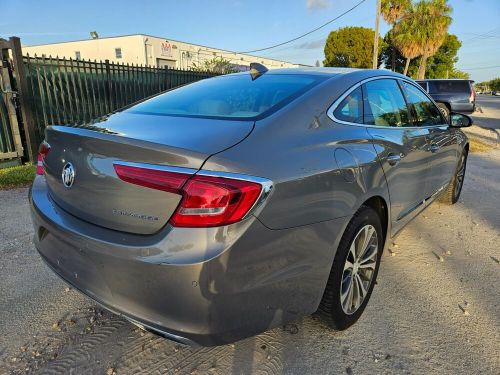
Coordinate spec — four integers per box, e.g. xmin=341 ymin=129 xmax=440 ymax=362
xmin=454 ymin=154 xmax=466 ymax=199
xmin=340 ymin=224 xmax=378 ymax=315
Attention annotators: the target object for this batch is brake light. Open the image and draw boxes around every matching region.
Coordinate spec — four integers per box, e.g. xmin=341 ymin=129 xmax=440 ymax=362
xmin=113 ymin=164 xmax=190 ymax=194
xmin=469 ymin=89 xmax=475 ymax=103
xmin=36 ymin=141 xmax=51 ymax=175
xmin=113 ymin=164 xmax=264 ymax=227
xmin=171 ymin=175 xmax=262 ymax=227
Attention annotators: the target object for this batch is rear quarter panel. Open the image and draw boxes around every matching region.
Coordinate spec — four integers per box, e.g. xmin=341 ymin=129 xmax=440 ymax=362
xmin=202 ymin=73 xmax=391 ymax=230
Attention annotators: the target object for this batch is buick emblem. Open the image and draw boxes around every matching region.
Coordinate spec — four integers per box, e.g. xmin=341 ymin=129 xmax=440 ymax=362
xmin=61 ymin=162 xmax=75 ymax=188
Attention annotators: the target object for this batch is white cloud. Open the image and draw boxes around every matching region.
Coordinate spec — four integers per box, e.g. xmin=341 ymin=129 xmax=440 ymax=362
xmin=306 ymin=0 xmax=329 ymax=10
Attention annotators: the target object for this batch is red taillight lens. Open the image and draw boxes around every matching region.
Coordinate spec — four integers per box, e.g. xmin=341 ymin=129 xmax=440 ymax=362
xmin=36 ymin=141 xmax=51 ymax=175
xmin=170 ymin=175 xmax=262 ymax=227
xmin=470 ymin=89 xmax=475 ymax=103
xmin=113 ymin=163 xmax=264 ymax=228
xmin=113 ymin=164 xmax=190 ymax=194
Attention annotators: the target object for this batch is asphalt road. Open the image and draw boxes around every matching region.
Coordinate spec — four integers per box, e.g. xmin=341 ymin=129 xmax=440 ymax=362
xmin=472 ymin=95 xmax=500 ymax=129
xmin=1 ymin=137 xmax=499 ymax=374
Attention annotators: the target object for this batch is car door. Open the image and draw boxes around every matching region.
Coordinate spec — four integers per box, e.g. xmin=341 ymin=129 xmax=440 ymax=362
xmin=400 ymin=81 xmax=459 ymax=199
xmin=362 ymin=78 xmax=433 ymax=235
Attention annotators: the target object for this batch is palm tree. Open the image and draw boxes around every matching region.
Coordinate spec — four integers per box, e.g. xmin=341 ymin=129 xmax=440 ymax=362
xmin=392 ymin=21 xmax=421 ymax=75
xmin=411 ymin=0 xmax=452 ymax=78
xmin=381 ymin=0 xmax=410 ymax=24
xmin=381 ymin=0 xmax=411 ymax=71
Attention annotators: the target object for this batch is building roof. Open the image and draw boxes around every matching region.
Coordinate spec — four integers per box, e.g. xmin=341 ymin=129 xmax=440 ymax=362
xmin=22 ymin=33 xmax=294 ymax=66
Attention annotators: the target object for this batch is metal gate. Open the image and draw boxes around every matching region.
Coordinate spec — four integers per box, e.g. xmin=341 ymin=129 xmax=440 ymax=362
xmin=0 ymin=37 xmax=38 ymax=166
xmin=0 ymin=40 xmax=23 ymax=165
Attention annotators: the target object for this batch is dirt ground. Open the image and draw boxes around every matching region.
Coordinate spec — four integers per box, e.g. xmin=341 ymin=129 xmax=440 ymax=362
xmin=1 ymin=130 xmax=499 ymax=375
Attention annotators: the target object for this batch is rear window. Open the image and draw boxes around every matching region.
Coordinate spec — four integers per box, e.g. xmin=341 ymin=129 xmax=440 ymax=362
xmin=428 ymin=80 xmax=471 ymax=94
xmin=127 ymin=74 xmax=325 ymax=120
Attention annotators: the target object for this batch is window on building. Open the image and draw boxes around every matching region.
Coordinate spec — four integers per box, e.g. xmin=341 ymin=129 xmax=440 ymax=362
xmin=75 ymin=51 xmax=81 ymax=60
xmin=115 ymin=48 xmax=122 ymax=59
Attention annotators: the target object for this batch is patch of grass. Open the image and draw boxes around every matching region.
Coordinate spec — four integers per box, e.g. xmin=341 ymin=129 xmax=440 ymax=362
xmin=469 ymin=136 xmax=495 ymax=153
xmin=0 ymin=164 xmax=36 ymax=189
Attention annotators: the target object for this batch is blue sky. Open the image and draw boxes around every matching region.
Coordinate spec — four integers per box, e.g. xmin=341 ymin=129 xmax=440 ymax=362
xmin=1 ymin=0 xmax=499 ymax=81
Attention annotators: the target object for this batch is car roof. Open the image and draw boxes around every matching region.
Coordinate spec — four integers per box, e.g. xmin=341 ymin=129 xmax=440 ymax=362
xmin=229 ymin=67 xmax=408 ymax=79
xmin=416 ymin=78 xmax=474 ymax=83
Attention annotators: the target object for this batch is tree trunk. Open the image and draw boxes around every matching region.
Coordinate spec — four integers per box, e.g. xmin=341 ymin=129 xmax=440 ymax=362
xmin=403 ymin=57 xmax=411 ymax=75
xmin=392 ymin=46 xmax=395 ymax=72
xmin=417 ymin=52 xmax=429 ymax=79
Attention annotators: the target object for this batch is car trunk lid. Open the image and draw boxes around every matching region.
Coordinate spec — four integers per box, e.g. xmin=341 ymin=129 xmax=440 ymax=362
xmin=43 ymin=112 xmax=254 ymax=234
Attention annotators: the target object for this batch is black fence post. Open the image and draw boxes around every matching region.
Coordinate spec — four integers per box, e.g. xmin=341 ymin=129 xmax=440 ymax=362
xmin=10 ymin=37 xmax=38 ymax=162
xmin=104 ymin=59 xmax=112 ymax=111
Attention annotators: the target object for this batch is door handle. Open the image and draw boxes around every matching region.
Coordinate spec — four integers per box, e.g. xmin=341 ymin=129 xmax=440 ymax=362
xmin=387 ymin=153 xmax=401 ymax=166
xmin=430 ymin=143 xmax=439 ymax=153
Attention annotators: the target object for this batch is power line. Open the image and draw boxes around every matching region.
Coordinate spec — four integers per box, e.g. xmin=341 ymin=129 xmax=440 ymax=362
xmin=238 ymin=0 xmax=367 ymax=54
xmin=462 ymin=26 xmax=500 ymax=43
xmin=460 ymin=65 xmax=500 ymax=70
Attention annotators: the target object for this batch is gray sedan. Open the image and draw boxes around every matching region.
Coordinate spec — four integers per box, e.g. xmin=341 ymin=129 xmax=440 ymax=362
xmin=30 ymin=67 xmax=471 ymax=346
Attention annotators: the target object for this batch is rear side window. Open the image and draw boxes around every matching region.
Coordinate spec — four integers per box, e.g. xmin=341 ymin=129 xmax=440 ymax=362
xmin=363 ymin=79 xmax=410 ymax=127
xmin=333 ymin=87 xmax=363 ymax=123
xmin=126 ymin=74 xmax=325 ymax=120
xmin=401 ymin=82 xmax=444 ymax=126
xmin=428 ymin=80 xmax=470 ymax=94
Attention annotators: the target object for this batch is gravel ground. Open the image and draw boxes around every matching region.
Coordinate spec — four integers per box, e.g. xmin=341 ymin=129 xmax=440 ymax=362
xmin=1 ymin=139 xmax=499 ymax=375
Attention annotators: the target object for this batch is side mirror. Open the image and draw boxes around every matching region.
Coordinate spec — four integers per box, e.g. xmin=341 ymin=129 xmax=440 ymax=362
xmin=449 ymin=112 xmax=473 ymax=128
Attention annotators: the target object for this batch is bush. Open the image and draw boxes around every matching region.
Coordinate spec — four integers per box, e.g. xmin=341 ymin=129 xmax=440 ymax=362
xmin=0 ymin=164 xmax=36 ymax=189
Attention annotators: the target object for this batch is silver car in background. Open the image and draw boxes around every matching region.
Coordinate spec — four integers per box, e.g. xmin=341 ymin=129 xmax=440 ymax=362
xmin=30 ymin=67 xmax=471 ymax=346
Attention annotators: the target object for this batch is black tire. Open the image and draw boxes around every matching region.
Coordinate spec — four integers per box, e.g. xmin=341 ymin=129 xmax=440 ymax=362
xmin=437 ymin=102 xmax=450 ymax=120
xmin=440 ymin=150 xmax=468 ymax=205
xmin=317 ymin=205 xmax=384 ymax=330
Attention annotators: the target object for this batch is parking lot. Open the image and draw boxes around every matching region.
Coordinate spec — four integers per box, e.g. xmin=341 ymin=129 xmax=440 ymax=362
xmin=1 ymin=126 xmax=499 ymax=375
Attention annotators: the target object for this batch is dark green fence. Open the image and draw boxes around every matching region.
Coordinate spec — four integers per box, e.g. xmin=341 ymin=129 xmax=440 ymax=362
xmin=23 ymin=55 xmax=217 ymax=142
xmin=0 ymin=91 xmax=18 ymax=158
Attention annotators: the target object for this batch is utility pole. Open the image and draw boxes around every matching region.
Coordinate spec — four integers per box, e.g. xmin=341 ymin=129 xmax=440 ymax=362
xmin=373 ymin=0 xmax=381 ymax=69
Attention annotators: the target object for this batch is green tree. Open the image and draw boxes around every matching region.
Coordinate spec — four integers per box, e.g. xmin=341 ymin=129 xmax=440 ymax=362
xmin=391 ymin=19 xmax=422 ymax=75
xmin=192 ymin=57 xmax=238 ymax=74
xmin=448 ymin=70 xmax=469 ymax=79
xmin=381 ymin=33 xmax=463 ymax=78
xmin=323 ymin=27 xmax=383 ymax=68
xmin=381 ymin=0 xmax=411 ymax=70
xmin=410 ymin=0 xmax=452 ymax=79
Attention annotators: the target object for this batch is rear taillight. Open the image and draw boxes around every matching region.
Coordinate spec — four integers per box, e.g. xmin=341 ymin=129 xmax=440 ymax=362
xmin=170 ymin=175 xmax=262 ymax=227
xmin=470 ymin=89 xmax=475 ymax=103
xmin=36 ymin=141 xmax=51 ymax=175
xmin=113 ymin=164 xmax=190 ymax=194
xmin=113 ymin=163 xmax=265 ymax=228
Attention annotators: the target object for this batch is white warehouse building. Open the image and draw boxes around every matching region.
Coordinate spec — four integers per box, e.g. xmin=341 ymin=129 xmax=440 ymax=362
xmin=22 ymin=34 xmax=298 ymax=70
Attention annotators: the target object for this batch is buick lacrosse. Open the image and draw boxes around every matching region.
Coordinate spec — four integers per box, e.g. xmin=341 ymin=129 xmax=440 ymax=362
xmin=30 ymin=66 xmax=471 ymax=346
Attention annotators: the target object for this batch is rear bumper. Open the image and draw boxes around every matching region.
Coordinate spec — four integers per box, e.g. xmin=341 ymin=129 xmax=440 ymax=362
xmin=30 ymin=176 xmax=348 ymax=346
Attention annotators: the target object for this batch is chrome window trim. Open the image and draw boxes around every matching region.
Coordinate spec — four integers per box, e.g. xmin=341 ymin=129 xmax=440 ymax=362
xmin=113 ymin=161 xmax=273 ymax=221
xmin=326 ymin=75 xmax=448 ymax=129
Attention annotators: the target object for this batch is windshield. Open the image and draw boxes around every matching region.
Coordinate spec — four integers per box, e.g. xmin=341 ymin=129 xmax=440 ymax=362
xmin=126 ymin=74 xmax=326 ymax=120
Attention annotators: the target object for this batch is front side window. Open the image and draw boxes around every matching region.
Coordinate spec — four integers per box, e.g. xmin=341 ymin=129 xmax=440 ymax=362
xmin=363 ymin=79 xmax=410 ymax=127
xmin=127 ymin=74 xmax=326 ymax=120
xmin=333 ymin=86 xmax=363 ymax=123
xmin=401 ymin=81 xmax=445 ymax=126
